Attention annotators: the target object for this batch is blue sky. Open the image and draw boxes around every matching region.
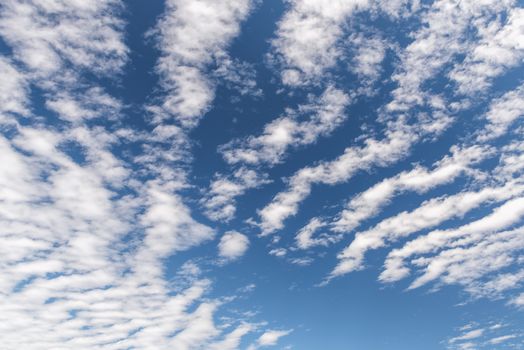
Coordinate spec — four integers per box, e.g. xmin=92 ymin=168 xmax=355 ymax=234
xmin=1 ymin=0 xmax=524 ymax=349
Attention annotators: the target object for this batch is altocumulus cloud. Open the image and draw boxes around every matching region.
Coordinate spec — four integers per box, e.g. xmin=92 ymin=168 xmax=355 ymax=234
xmin=1 ymin=0 xmax=524 ymax=349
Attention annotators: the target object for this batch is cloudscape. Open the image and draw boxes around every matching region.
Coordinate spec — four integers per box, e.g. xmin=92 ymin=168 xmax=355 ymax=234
xmin=1 ymin=0 xmax=523 ymax=349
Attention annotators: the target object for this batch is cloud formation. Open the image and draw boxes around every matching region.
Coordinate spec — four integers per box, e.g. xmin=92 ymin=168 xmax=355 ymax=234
xmin=153 ymin=0 xmax=254 ymax=128
xmin=2 ymin=0 xmax=524 ymax=349
xmin=218 ymin=231 xmax=250 ymax=262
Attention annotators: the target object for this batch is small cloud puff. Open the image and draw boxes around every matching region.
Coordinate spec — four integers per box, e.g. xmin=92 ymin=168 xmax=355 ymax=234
xmin=247 ymin=329 xmax=292 ymax=349
xmin=218 ymin=231 xmax=250 ymax=262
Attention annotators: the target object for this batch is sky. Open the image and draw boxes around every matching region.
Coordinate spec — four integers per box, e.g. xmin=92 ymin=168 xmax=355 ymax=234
xmin=0 ymin=0 xmax=524 ymax=349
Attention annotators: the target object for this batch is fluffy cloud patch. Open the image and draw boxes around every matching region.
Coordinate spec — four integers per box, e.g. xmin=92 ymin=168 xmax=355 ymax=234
xmin=218 ymin=231 xmax=250 ymax=262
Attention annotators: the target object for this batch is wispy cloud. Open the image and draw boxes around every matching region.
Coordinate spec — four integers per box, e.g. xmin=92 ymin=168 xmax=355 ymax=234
xmin=221 ymin=86 xmax=351 ymax=166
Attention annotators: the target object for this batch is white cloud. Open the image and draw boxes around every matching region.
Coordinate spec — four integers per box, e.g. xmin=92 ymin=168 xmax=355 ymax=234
xmin=387 ymin=0 xmax=513 ymax=112
xmin=238 ymin=0 xmax=509 ymax=238
xmin=450 ymin=7 xmax=524 ymax=95
xmin=225 ymin=0 xmax=510 ymax=233
xmin=46 ymin=87 xmax=122 ymax=123
xmin=0 ymin=3 xmax=282 ymax=348
xmin=0 ymin=113 xmax=241 ymax=349
xmin=168 ymin=302 xmax=220 ymax=349
xmin=0 ymin=56 xmax=28 ymax=118
xmin=0 ymin=0 xmax=128 ymax=79
xmin=209 ymin=323 xmax=254 ymax=350
xmin=2 ymin=0 xmax=524 ymax=347
xmin=256 ymin=116 xmax=448 ymax=235
xmin=380 ymin=197 xmax=524 ymax=288
xmin=510 ymin=292 xmax=524 ymax=307
xmin=408 ymin=225 xmax=524 ymax=291
xmin=374 ymin=0 xmax=420 ymax=19
xmin=0 ymin=83 xmax=267 ymax=350
xmin=495 ymin=140 xmax=524 ymax=181
xmin=153 ymin=0 xmax=253 ymax=128
xmin=488 ymin=334 xmax=517 ymax=345
xmin=271 ymin=0 xmax=370 ymax=86
xmin=332 ymin=144 xmax=491 ymax=234
xmin=221 ymin=86 xmax=351 ymax=165
xmin=248 ymin=329 xmax=292 ymax=349
xmin=218 ymin=231 xmax=250 ymax=262
xmin=269 ymin=0 xmax=422 ymax=87
xmin=477 ymin=83 xmax=524 ymax=141
xmin=331 ymin=181 xmax=524 ymax=278
xmin=449 ymin=328 xmax=484 ymax=343
xmin=258 ymin=329 xmax=292 ymax=346
xmin=256 ymin=0 xmax=505 ymax=235
xmin=203 ymin=168 xmax=270 ymax=222
xmin=269 ymin=248 xmax=287 ymax=257
xmin=213 ymin=54 xmax=262 ymax=97
xmin=207 ymin=86 xmax=350 ymax=223
xmin=446 ymin=321 xmax=522 ymax=350
xmin=296 ymin=217 xmax=340 ymax=250
xmin=138 ymin=182 xmax=216 ymax=271
xmin=289 ymin=256 xmax=315 ymax=266
xmin=347 ymin=32 xmax=388 ymax=93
